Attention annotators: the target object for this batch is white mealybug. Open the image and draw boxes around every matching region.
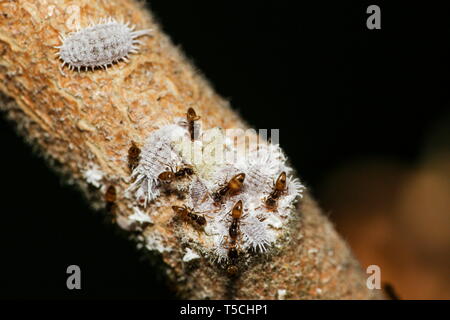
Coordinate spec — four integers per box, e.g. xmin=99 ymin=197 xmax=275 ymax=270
xmin=127 ymin=124 xmax=189 ymax=206
xmin=55 ymin=18 xmax=151 ymax=71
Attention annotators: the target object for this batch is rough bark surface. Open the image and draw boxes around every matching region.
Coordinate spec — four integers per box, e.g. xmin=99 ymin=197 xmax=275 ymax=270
xmin=0 ymin=0 xmax=381 ymax=299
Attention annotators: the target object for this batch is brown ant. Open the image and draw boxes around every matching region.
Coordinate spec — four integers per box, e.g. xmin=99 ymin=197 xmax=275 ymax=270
xmin=264 ymin=171 xmax=287 ymax=210
xmin=158 ymin=165 xmax=195 ymax=184
xmin=224 ymin=200 xmax=244 ymax=276
xmin=212 ymin=173 xmax=246 ymax=205
xmin=172 ymin=205 xmax=208 ymax=227
xmin=127 ymin=141 xmax=141 ymax=172
xmin=187 ymin=107 xmax=200 ymax=141
xmin=105 ymin=185 xmax=117 ymax=213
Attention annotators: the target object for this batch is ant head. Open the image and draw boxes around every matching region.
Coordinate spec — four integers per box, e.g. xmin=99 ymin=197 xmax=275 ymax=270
xmin=227 ymin=265 xmax=239 ymax=276
xmin=129 ymin=141 xmax=140 ymax=155
xmin=196 ymin=215 xmax=207 ymax=226
xmin=106 ymin=185 xmax=116 ymax=195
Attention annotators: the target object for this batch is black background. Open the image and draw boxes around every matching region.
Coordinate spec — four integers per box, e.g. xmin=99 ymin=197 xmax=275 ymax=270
xmin=0 ymin=1 xmax=448 ymax=299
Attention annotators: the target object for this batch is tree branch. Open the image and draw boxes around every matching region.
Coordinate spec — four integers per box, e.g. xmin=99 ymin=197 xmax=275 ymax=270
xmin=0 ymin=0 xmax=381 ymax=299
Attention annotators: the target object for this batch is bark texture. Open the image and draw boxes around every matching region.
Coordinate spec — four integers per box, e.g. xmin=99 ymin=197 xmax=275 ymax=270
xmin=0 ymin=0 xmax=381 ymax=299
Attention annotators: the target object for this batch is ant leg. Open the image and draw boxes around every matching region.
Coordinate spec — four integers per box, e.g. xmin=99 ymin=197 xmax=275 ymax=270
xmin=201 ymin=213 xmax=213 ymax=221
xmin=203 ymin=228 xmax=214 ymax=236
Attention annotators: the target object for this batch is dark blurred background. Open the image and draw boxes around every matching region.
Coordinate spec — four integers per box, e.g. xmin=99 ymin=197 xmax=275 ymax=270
xmin=0 ymin=1 xmax=449 ymax=299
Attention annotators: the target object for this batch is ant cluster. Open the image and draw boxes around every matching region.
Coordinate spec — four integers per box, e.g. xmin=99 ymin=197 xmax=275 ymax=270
xmin=125 ymin=108 xmax=304 ymax=275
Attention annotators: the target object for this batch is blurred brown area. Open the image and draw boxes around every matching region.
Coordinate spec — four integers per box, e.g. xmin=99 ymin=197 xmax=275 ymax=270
xmin=319 ymin=118 xmax=450 ymax=300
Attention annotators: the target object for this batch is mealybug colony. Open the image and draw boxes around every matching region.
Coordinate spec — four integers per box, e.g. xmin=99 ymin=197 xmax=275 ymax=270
xmin=123 ymin=107 xmax=304 ymax=275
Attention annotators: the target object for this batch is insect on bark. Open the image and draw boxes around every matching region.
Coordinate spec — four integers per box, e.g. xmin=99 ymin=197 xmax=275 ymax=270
xmin=172 ymin=205 xmax=208 ymax=227
xmin=127 ymin=141 xmax=141 ymax=173
xmin=264 ymin=171 xmax=287 ymax=210
xmin=158 ymin=166 xmax=195 ymax=184
xmin=224 ymin=200 xmax=244 ymax=276
xmin=186 ymin=107 xmax=201 ymax=141
xmin=212 ymin=173 xmax=246 ymax=205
